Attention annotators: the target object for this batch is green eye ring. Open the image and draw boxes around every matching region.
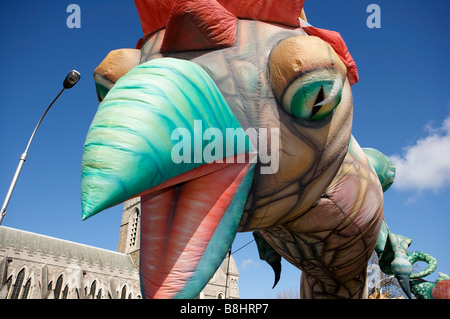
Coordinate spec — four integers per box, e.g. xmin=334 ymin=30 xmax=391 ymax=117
xmin=281 ymin=69 xmax=344 ymax=121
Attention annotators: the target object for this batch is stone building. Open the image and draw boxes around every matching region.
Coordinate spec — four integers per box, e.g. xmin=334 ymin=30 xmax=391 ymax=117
xmin=0 ymin=198 xmax=239 ymax=299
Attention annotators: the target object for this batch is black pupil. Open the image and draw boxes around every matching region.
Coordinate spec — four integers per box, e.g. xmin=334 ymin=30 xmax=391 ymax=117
xmin=310 ymin=86 xmax=324 ymax=117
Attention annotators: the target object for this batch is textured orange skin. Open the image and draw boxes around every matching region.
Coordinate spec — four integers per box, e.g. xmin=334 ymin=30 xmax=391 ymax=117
xmin=432 ymin=280 xmax=450 ymax=299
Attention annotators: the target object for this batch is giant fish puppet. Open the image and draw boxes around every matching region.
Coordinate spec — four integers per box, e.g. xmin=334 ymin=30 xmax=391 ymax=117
xmin=80 ymin=0 xmax=446 ymax=299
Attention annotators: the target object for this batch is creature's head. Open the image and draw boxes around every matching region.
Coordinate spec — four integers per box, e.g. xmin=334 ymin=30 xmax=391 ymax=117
xmin=81 ymin=0 xmax=359 ymax=298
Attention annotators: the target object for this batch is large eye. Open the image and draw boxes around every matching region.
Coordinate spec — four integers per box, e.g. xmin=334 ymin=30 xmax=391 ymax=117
xmin=269 ymin=36 xmax=348 ymax=121
xmin=281 ymin=69 xmax=344 ymax=121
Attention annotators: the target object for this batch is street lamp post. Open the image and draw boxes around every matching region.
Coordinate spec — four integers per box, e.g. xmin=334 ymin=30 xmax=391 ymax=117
xmin=0 ymin=70 xmax=81 ymax=225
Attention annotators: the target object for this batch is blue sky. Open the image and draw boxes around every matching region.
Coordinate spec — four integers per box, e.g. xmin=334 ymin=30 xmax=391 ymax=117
xmin=0 ymin=1 xmax=449 ymax=299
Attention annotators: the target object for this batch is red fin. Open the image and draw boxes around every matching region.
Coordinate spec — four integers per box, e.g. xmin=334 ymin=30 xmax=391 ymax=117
xmin=219 ymin=0 xmax=304 ymax=27
xmin=134 ymin=0 xmax=174 ymax=37
xmin=161 ymin=0 xmax=237 ymax=52
xmin=134 ymin=0 xmax=305 ymax=42
xmin=301 ymin=23 xmax=359 ymax=85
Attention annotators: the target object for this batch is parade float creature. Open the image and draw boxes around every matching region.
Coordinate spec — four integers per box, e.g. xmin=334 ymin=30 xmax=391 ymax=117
xmin=80 ymin=0 xmax=447 ymax=298
xmin=410 ymin=272 xmax=450 ymax=299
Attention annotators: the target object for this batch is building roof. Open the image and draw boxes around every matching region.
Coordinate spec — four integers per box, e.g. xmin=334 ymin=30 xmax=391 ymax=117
xmin=0 ymin=226 xmax=136 ymax=272
xmin=221 ymin=254 xmax=239 ymax=276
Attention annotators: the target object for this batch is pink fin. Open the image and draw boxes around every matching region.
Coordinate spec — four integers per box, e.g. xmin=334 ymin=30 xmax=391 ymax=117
xmin=139 ymin=159 xmax=252 ymax=298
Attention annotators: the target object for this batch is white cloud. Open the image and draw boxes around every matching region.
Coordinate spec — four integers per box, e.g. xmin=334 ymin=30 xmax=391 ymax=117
xmin=390 ymin=115 xmax=450 ymax=193
xmin=242 ymin=258 xmax=259 ymax=270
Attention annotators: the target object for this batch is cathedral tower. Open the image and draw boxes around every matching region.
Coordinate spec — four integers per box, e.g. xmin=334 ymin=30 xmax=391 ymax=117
xmin=117 ymin=198 xmax=141 ymax=267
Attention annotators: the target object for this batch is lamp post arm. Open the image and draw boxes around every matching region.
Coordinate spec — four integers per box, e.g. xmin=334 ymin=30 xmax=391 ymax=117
xmin=0 ymin=69 xmax=80 ymax=226
xmin=0 ymin=87 xmax=66 ymax=225
xmin=24 ymin=87 xmax=65 ymax=155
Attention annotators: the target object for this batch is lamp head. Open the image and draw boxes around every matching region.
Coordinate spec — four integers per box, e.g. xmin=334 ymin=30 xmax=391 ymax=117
xmin=63 ymin=70 xmax=81 ymax=89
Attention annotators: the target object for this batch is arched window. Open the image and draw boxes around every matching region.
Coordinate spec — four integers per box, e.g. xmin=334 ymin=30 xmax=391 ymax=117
xmin=121 ymin=285 xmax=127 ymax=299
xmin=10 ymin=269 xmax=25 ymax=299
xmin=4 ymin=276 xmax=12 ymax=298
xmin=21 ymin=278 xmax=31 ymax=299
xmin=217 ymin=293 xmax=224 ymax=299
xmin=90 ymin=280 xmax=97 ymax=299
xmin=54 ymin=275 xmax=63 ymax=299
xmin=62 ymin=285 xmax=69 ymax=299
xmin=97 ymin=288 xmax=102 ymax=299
xmin=129 ymin=208 xmax=140 ymax=248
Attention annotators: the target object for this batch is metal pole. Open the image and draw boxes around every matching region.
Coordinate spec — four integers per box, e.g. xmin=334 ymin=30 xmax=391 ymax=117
xmin=0 ymin=153 xmax=28 ymax=225
xmin=224 ymin=249 xmax=231 ymax=299
xmin=0 ymin=70 xmax=80 ymax=225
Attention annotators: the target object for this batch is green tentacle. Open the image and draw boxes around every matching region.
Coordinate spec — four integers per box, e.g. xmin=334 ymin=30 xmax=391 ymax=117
xmin=437 ymin=272 xmax=450 ymax=282
xmin=365 ymin=148 xmax=415 ymax=298
xmin=406 ymin=251 xmax=438 ymax=280
xmin=366 ymin=147 xmax=447 ymax=299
